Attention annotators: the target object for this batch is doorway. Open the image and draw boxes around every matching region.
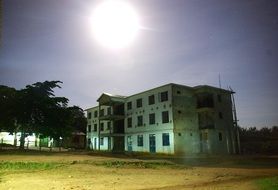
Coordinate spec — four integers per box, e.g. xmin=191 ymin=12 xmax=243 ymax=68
xmin=149 ymin=134 xmax=156 ymax=153
xmin=94 ymin=138 xmax=97 ymax=150
xmin=127 ymin=136 xmax=132 ymax=152
xmin=200 ymin=132 xmax=209 ymax=153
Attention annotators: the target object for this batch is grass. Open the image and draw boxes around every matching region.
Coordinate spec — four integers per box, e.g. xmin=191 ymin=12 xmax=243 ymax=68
xmin=233 ymin=157 xmax=278 ymax=168
xmin=0 ymin=149 xmax=56 ymax=156
xmin=256 ymin=177 xmax=278 ymax=190
xmin=0 ymin=161 xmax=62 ymax=171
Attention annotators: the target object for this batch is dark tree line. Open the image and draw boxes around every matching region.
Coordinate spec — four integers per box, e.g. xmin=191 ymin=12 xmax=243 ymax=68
xmin=239 ymin=126 xmax=278 ymax=154
xmin=0 ymin=81 xmax=87 ymax=149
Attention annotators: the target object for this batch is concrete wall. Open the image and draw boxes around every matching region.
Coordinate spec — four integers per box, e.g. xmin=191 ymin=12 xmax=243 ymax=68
xmin=124 ymin=84 xmax=174 ymax=154
xmin=85 ymin=83 xmax=237 ymax=155
xmin=0 ymin=132 xmax=37 ymax=147
xmin=194 ymin=87 xmax=236 ymax=154
xmin=125 ymin=130 xmax=174 ymax=154
xmin=87 ymin=135 xmax=110 ymax=150
xmin=172 ymin=85 xmax=200 ymax=154
xmin=86 ymin=105 xmax=112 ymax=151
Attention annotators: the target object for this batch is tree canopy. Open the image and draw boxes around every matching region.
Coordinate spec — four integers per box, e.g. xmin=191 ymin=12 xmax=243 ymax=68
xmin=0 ymin=81 xmax=87 ymax=148
xmin=0 ymin=85 xmax=17 ymax=131
xmin=239 ymin=126 xmax=278 ymax=154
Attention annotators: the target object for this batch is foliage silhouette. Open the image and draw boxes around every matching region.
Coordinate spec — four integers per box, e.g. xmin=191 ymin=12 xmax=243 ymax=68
xmin=0 ymin=81 xmax=87 ymax=149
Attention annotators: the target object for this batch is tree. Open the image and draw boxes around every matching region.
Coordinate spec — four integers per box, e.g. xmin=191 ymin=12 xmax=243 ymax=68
xmin=239 ymin=126 xmax=278 ymax=154
xmin=0 ymin=85 xmax=18 ymax=134
xmin=1 ymin=81 xmax=87 ymax=149
xmin=67 ymin=106 xmax=87 ymax=133
xmin=15 ymin=81 xmax=69 ymax=149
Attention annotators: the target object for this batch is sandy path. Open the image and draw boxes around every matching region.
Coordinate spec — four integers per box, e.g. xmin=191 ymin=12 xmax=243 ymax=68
xmin=0 ymin=153 xmax=277 ymax=190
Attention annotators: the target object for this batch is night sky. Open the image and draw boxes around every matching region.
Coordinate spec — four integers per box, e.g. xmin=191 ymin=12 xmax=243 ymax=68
xmin=1 ymin=0 xmax=278 ymax=128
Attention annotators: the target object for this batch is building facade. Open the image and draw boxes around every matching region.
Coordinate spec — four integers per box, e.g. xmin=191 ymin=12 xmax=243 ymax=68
xmin=85 ymin=83 xmax=240 ymax=155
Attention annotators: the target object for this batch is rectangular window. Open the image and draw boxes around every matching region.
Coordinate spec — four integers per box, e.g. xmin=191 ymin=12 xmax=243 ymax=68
xmin=127 ymin=117 xmax=132 ymax=128
xmin=127 ymin=101 xmax=132 ymax=110
xmin=107 ymin=107 xmax=111 ymax=115
xmin=160 ymin=91 xmax=168 ymax=102
xmin=107 ymin=122 xmax=111 ymax=130
xmin=88 ymin=112 xmax=92 ymax=119
xmin=100 ymin=109 xmax=104 ymax=117
xmin=162 ymin=133 xmax=170 ymax=146
xmin=219 ymin=112 xmax=223 ymax=119
xmin=136 ymin=98 xmax=142 ymax=108
xmin=162 ymin=111 xmax=169 ymax=123
xmin=94 ymin=110 xmax=98 ymax=118
xmin=197 ymin=93 xmax=214 ymax=108
xmin=137 ymin=115 xmax=143 ymax=127
xmin=87 ymin=125 xmax=91 ymax=132
xmin=100 ymin=123 xmax=104 ymax=131
xmin=94 ymin=124 xmax=97 ymax=131
xmin=203 ymin=132 xmax=208 ymax=140
xmin=217 ymin=94 xmax=222 ymax=102
xmin=219 ymin=132 xmax=222 ymax=141
xmin=148 ymin=95 xmax=155 ymax=105
xmin=149 ymin=113 xmax=155 ymax=125
xmin=137 ymin=135 xmax=143 ymax=146
xmin=100 ymin=137 xmax=104 ymax=145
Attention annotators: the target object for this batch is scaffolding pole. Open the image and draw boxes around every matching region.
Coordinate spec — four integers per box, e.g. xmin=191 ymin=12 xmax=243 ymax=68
xmin=230 ymin=86 xmax=241 ymax=154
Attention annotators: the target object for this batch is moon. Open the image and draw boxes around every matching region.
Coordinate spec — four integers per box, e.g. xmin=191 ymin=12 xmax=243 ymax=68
xmin=91 ymin=1 xmax=140 ymax=49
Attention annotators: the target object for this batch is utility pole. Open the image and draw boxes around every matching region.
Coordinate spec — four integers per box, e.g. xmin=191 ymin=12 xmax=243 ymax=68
xmin=218 ymin=74 xmax=222 ymax=88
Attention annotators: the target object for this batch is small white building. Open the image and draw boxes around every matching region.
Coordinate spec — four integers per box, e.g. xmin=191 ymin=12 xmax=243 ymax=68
xmin=85 ymin=83 xmax=240 ymax=155
xmin=0 ymin=132 xmax=37 ymax=147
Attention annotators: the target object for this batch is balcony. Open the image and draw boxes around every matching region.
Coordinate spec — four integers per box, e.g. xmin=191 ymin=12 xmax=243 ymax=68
xmin=100 ymin=132 xmax=125 ymax=137
xmin=99 ymin=106 xmax=125 ymax=120
xmin=199 ymin=124 xmax=215 ymax=130
xmin=99 ymin=113 xmax=125 ymax=121
xmin=98 ymin=101 xmax=125 ymax=121
xmin=198 ymin=112 xmax=214 ymax=130
xmin=196 ymin=93 xmax=214 ymax=109
xmin=100 ymin=119 xmax=124 ymax=137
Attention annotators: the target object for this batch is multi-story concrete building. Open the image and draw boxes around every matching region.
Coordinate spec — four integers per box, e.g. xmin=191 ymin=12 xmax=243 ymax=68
xmin=85 ymin=83 xmax=240 ymax=155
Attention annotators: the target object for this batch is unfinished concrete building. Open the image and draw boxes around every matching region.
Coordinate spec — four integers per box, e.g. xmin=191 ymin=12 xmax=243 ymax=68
xmin=85 ymin=83 xmax=240 ymax=155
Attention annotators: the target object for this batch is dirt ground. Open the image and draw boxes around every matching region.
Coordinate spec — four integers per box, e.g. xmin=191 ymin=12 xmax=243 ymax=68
xmin=0 ymin=150 xmax=277 ymax=190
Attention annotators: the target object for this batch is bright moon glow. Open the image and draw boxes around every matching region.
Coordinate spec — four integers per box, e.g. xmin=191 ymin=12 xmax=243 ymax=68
xmin=92 ymin=1 xmax=140 ymax=49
